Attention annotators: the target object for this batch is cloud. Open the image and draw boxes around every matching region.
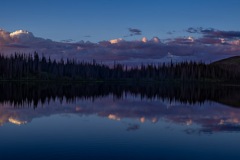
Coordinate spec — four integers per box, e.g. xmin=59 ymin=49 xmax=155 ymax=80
xmin=167 ymin=37 xmax=195 ymax=45
xmin=0 ymin=28 xmax=239 ymax=65
xmin=0 ymin=29 xmax=51 ymax=45
xmin=109 ymin=38 xmax=124 ymax=44
xmin=129 ymin=28 xmax=142 ymax=35
xmin=151 ymin=37 xmax=161 ymax=43
xmin=186 ymin=27 xmax=199 ymax=33
xmin=10 ymin=30 xmax=34 ymax=42
xmin=229 ymin=40 xmax=240 ymax=45
xmin=196 ymin=37 xmax=224 ymax=45
xmin=0 ymin=29 xmax=11 ymax=43
xmin=201 ymin=29 xmax=240 ymax=39
xmin=124 ymin=28 xmax=142 ymax=37
xmin=141 ymin=37 xmax=148 ymax=43
xmin=187 ymin=27 xmax=240 ymax=39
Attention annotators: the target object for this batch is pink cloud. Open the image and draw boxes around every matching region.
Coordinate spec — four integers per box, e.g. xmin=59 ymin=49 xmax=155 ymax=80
xmin=0 ymin=29 xmax=239 ymax=65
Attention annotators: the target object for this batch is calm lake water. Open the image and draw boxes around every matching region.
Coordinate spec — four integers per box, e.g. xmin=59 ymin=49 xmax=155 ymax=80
xmin=0 ymin=82 xmax=240 ymax=160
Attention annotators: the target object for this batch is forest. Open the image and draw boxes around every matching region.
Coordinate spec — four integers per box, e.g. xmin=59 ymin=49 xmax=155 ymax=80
xmin=0 ymin=52 xmax=239 ymax=82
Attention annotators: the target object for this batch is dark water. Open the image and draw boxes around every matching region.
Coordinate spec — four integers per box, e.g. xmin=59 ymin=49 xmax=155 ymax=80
xmin=0 ymin=82 xmax=240 ymax=160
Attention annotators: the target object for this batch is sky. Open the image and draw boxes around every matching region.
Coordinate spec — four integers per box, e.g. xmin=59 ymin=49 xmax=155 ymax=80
xmin=1 ymin=0 xmax=240 ymax=64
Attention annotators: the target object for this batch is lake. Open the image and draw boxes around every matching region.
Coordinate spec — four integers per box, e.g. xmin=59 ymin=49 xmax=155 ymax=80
xmin=0 ymin=82 xmax=240 ymax=160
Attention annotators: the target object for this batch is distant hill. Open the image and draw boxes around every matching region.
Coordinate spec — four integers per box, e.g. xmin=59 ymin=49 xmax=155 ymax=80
xmin=211 ymin=56 xmax=240 ymax=67
xmin=211 ymin=56 xmax=240 ymax=74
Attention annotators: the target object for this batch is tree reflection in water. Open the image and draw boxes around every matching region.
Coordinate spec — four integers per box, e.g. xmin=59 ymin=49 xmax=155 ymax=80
xmin=0 ymin=82 xmax=240 ymax=133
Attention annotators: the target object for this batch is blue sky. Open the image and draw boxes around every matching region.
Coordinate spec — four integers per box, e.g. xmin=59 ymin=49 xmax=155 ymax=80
xmin=0 ymin=0 xmax=240 ymax=64
xmin=1 ymin=0 xmax=240 ymax=42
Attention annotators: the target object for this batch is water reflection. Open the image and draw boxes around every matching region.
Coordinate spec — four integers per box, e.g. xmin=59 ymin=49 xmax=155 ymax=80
xmin=0 ymin=82 xmax=240 ymax=107
xmin=0 ymin=82 xmax=240 ymax=134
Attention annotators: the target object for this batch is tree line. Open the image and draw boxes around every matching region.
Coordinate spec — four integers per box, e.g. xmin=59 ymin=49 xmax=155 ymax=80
xmin=0 ymin=52 xmax=238 ymax=81
xmin=0 ymin=82 xmax=239 ymax=108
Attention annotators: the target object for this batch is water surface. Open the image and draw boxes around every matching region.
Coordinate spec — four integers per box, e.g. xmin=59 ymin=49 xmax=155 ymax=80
xmin=0 ymin=82 xmax=240 ymax=160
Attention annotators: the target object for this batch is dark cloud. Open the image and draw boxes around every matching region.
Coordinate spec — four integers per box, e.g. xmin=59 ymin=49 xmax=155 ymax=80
xmin=186 ymin=27 xmax=201 ymax=33
xmin=129 ymin=28 xmax=142 ymax=35
xmin=203 ymin=30 xmax=240 ymax=39
xmin=124 ymin=28 xmax=142 ymax=37
xmin=187 ymin=27 xmax=240 ymax=39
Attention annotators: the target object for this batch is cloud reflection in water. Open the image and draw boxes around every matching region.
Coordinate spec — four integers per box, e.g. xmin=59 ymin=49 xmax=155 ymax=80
xmin=0 ymin=92 xmax=240 ymax=134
